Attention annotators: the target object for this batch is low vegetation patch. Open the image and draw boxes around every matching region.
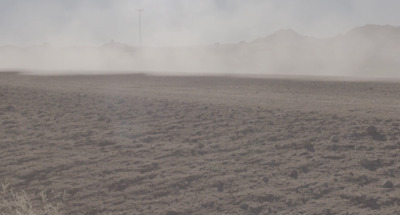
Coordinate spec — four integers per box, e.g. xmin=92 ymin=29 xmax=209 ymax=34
xmin=0 ymin=183 xmax=63 ymax=215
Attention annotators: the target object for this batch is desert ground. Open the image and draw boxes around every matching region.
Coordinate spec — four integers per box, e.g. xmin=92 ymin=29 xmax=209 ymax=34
xmin=1 ymin=72 xmax=400 ymax=215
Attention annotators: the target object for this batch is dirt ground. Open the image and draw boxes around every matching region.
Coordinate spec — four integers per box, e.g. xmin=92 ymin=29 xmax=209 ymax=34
xmin=1 ymin=72 xmax=400 ymax=215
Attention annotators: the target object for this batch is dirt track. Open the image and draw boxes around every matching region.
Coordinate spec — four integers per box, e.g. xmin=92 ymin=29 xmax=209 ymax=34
xmin=1 ymin=72 xmax=400 ymax=214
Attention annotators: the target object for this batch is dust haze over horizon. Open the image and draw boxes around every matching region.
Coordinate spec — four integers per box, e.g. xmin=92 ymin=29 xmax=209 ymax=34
xmin=1 ymin=0 xmax=400 ymax=77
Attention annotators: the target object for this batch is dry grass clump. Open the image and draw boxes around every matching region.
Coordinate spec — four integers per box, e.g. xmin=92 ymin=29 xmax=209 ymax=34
xmin=0 ymin=183 xmax=63 ymax=215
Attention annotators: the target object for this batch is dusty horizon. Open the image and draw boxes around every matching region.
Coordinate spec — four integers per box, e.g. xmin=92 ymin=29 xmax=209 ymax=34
xmin=2 ymin=0 xmax=400 ymax=47
xmin=2 ymin=1 xmax=400 ymax=77
xmin=1 ymin=24 xmax=400 ymax=78
xmin=0 ymin=23 xmax=398 ymax=48
xmin=2 ymin=1 xmax=400 ymax=214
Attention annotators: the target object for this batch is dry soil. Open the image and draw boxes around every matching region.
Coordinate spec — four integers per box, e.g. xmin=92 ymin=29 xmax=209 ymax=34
xmin=1 ymin=72 xmax=400 ymax=215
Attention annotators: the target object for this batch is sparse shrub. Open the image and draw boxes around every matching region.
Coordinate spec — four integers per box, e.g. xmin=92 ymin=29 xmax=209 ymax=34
xmin=0 ymin=183 xmax=63 ymax=215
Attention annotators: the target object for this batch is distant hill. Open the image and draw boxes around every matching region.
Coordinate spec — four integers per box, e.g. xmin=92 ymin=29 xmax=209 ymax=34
xmin=330 ymin=25 xmax=400 ymax=76
xmin=231 ymin=24 xmax=400 ymax=76
xmin=344 ymin=24 xmax=400 ymax=40
xmin=251 ymin=29 xmax=308 ymax=43
xmin=1 ymin=24 xmax=400 ymax=77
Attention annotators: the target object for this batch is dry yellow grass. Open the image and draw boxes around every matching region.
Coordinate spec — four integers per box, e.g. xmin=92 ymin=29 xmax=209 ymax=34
xmin=1 ymin=183 xmax=62 ymax=215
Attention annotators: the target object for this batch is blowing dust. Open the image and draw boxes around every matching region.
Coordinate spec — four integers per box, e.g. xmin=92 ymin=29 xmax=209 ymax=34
xmin=1 ymin=24 xmax=400 ymax=78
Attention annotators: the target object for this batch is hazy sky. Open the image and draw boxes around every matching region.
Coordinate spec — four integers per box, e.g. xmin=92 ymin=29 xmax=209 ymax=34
xmin=1 ymin=0 xmax=400 ymax=46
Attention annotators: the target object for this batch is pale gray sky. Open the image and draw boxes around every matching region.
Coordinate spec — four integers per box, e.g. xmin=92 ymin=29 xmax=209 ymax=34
xmin=1 ymin=0 xmax=400 ymax=46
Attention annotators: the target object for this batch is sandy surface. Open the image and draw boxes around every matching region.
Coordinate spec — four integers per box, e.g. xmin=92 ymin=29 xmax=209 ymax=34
xmin=1 ymin=72 xmax=400 ymax=214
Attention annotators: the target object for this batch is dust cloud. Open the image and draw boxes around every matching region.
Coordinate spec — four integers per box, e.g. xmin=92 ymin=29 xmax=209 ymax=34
xmin=1 ymin=1 xmax=400 ymax=77
xmin=1 ymin=24 xmax=400 ymax=78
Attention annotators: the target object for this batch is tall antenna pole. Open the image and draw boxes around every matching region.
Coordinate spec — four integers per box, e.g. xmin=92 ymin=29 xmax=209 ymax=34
xmin=137 ymin=9 xmax=143 ymax=47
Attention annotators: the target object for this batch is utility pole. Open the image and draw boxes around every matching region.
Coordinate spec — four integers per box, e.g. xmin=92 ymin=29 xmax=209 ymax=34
xmin=137 ymin=9 xmax=143 ymax=47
